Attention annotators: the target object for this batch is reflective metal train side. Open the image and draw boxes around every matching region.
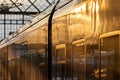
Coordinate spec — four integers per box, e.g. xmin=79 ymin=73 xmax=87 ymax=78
xmin=0 ymin=0 xmax=80 ymax=80
xmin=0 ymin=0 xmax=120 ymax=80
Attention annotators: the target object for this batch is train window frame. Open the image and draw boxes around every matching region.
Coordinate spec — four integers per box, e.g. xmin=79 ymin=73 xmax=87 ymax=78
xmin=99 ymin=31 xmax=120 ymax=39
xmin=72 ymin=39 xmax=86 ymax=61
xmin=99 ymin=30 xmax=120 ymax=79
xmin=55 ymin=44 xmax=66 ymax=64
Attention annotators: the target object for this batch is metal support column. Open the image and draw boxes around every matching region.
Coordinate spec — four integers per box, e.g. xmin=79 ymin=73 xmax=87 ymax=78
xmin=48 ymin=0 xmax=60 ymax=80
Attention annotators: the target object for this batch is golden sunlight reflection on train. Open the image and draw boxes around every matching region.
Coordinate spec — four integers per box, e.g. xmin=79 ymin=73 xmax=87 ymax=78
xmin=96 ymin=0 xmax=99 ymax=13
xmin=89 ymin=0 xmax=99 ymax=13
xmin=95 ymin=0 xmax=100 ymax=35
xmin=71 ymin=3 xmax=86 ymax=13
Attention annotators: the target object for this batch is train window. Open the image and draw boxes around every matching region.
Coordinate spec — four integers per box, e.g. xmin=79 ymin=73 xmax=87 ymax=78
xmin=39 ymin=49 xmax=45 ymax=65
xmin=56 ymin=48 xmax=66 ymax=62
xmin=99 ymin=31 xmax=120 ymax=80
xmin=55 ymin=44 xmax=66 ymax=80
xmin=72 ymin=39 xmax=86 ymax=80
xmin=56 ymin=44 xmax=66 ymax=64
xmin=38 ymin=49 xmax=46 ymax=80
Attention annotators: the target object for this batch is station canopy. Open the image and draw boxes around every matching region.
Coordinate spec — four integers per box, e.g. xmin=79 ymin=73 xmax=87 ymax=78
xmin=0 ymin=0 xmax=53 ymax=12
xmin=0 ymin=0 xmax=72 ymax=40
xmin=0 ymin=0 xmax=72 ymax=14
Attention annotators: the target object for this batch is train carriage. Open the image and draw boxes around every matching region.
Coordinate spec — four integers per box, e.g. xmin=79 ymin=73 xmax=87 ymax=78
xmin=0 ymin=0 xmax=120 ymax=80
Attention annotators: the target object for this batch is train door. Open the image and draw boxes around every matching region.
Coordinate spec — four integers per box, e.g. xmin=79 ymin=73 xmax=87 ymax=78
xmin=99 ymin=31 xmax=120 ymax=80
xmin=55 ymin=44 xmax=66 ymax=80
xmin=7 ymin=45 xmax=16 ymax=80
xmin=20 ymin=44 xmax=28 ymax=80
xmin=72 ymin=39 xmax=86 ymax=80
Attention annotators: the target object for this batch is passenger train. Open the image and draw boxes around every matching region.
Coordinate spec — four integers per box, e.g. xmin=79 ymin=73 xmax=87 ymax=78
xmin=0 ymin=0 xmax=120 ymax=80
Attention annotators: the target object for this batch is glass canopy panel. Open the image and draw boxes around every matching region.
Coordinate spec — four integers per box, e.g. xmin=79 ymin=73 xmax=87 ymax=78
xmin=0 ymin=0 xmax=55 ymax=12
xmin=0 ymin=0 xmax=72 ymax=40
